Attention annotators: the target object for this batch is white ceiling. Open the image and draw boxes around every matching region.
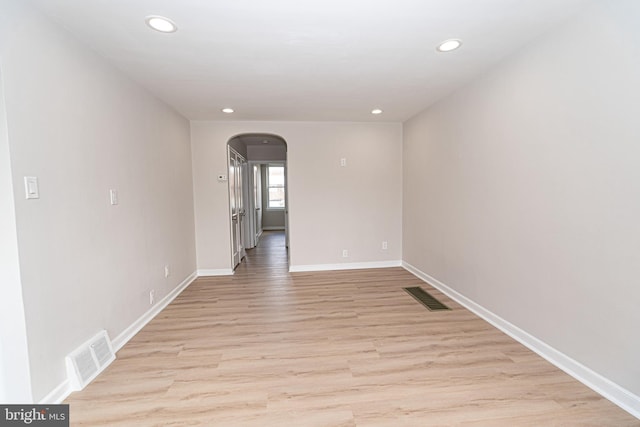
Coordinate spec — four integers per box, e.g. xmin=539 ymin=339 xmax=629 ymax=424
xmin=30 ymin=0 xmax=588 ymax=122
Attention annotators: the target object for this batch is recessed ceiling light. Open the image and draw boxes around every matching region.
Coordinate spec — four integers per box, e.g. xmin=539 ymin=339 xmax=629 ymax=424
xmin=371 ymin=109 xmax=383 ymax=115
xmin=145 ymin=15 xmax=177 ymax=33
xmin=437 ymin=39 xmax=462 ymax=52
xmin=222 ymin=108 xmax=234 ymax=114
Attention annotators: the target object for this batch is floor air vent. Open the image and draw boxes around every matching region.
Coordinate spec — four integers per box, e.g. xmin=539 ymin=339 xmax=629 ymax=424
xmin=65 ymin=330 xmax=115 ymax=391
xmin=404 ymin=287 xmax=450 ymax=311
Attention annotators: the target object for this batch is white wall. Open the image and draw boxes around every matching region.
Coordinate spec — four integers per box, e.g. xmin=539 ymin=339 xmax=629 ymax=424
xmin=191 ymin=121 xmax=402 ymax=271
xmin=0 ymin=64 xmax=33 ymax=403
xmin=403 ymin=0 xmax=640 ymax=397
xmin=0 ymin=1 xmax=196 ymax=401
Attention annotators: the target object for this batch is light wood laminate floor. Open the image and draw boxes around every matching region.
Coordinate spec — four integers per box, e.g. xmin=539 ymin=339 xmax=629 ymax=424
xmin=66 ymin=231 xmax=639 ymax=426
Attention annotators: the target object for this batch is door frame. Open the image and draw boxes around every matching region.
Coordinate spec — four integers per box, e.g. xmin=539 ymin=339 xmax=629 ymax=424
xmin=226 ymin=133 xmax=289 ymax=270
xmin=246 ymin=161 xmax=264 ymax=249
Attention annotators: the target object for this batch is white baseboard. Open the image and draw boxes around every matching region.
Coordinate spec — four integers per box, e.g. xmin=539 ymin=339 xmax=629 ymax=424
xmin=289 ymin=260 xmax=402 ymax=273
xmin=197 ymin=269 xmax=234 ymax=276
xmin=40 ymin=271 xmax=198 ymax=404
xmin=38 ymin=379 xmax=70 ymax=405
xmin=402 ymin=261 xmax=640 ymax=419
xmin=112 ymin=271 xmax=197 ymax=351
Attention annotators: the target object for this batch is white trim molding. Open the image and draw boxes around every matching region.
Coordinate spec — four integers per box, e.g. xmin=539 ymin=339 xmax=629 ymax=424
xmin=197 ymin=269 xmax=234 ymax=276
xmin=38 ymin=379 xmax=70 ymax=405
xmin=41 ymin=271 xmax=198 ymax=404
xmin=289 ymin=260 xmax=402 ymax=273
xmin=402 ymin=261 xmax=640 ymax=419
xmin=112 ymin=271 xmax=198 ymax=351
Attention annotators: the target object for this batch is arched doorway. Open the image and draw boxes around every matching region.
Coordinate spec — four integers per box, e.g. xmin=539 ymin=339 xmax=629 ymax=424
xmin=226 ymin=133 xmax=288 ymax=270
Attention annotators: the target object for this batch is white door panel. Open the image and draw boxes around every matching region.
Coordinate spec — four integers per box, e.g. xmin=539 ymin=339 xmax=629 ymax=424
xmin=228 ymin=147 xmax=246 ymax=270
xmin=229 ymin=150 xmax=240 ymax=269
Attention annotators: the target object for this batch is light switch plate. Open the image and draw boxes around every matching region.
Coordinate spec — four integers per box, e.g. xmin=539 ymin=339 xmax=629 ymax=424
xmin=109 ymin=189 xmax=118 ymax=205
xmin=24 ymin=176 xmax=39 ymax=199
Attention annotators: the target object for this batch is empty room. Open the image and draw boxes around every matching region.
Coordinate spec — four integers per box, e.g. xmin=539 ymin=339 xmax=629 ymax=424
xmin=1 ymin=0 xmax=639 ymax=425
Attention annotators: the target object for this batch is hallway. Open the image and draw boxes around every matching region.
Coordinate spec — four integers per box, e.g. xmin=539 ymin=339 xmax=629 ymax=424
xmin=234 ymin=231 xmax=289 ymax=276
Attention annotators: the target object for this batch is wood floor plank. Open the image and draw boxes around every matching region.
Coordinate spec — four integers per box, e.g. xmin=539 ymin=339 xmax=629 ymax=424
xmin=65 ymin=231 xmax=639 ymax=426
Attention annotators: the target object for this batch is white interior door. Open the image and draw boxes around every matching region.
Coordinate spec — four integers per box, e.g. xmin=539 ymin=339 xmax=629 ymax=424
xmin=237 ymin=156 xmax=247 ymax=260
xmin=245 ymin=163 xmax=256 ymax=250
xmin=284 ymin=162 xmax=289 ymax=249
xmin=254 ymin=164 xmax=262 ymax=243
xmin=229 ymin=148 xmax=240 ymax=269
xmin=229 ymin=147 xmax=247 ymax=269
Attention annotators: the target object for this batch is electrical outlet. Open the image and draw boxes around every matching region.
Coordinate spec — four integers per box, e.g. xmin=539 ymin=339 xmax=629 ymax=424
xmin=342 ymin=249 xmax=349 ymax=258
xmin=382 ymin=241 xmax=388 ymax=250
xmin=340 ymin=158 xmax=347 ymax=167
xmin=149 ymin=290 xmax=155 ymax=305
xmin=164 ymin=265 xmax=170 ymax=278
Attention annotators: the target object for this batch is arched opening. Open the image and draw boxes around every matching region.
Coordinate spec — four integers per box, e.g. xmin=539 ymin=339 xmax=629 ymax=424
xmin=226 ymin=133 xmax=288 ymax=271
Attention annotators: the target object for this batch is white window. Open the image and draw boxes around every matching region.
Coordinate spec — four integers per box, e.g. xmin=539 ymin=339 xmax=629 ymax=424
xmin=267 ymin=165 xmax=285 ymax=209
